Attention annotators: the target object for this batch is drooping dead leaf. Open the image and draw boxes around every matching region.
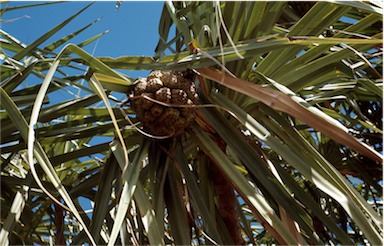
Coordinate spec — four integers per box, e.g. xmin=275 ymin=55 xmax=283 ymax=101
xmin=196 ymin=67 xmax=382 ymax=163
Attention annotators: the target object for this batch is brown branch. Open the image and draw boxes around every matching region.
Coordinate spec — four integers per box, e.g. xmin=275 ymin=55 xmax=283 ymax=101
xmin=54 ymin=201 xmax=66 ymax=246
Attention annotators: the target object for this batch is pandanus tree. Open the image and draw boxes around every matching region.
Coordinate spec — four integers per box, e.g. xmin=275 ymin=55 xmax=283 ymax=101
xmin=1 ymin=1 xmax=382 ymax=245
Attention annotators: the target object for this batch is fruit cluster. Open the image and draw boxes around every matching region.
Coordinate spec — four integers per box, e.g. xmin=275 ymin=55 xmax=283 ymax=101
xmin=130 ymin=70 xmax=198 ymax=137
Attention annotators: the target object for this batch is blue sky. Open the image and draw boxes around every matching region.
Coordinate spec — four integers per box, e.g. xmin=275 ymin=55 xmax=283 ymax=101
xmin=1 ymin=1 xmax=165 ymax=78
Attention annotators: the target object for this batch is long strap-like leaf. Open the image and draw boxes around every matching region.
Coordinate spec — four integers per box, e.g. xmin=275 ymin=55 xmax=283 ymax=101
xmin=196 ymin=67 xmax=382 ymax=163
xmin=12 ymin=3 xmax=93 ymax=61
xmin=24 ymin=43 xmax=131 ymax=245
xmin=1 ymin=86 xmax=96 ymax=245
xmin=192 ymin=126 xmax=298 ymax=245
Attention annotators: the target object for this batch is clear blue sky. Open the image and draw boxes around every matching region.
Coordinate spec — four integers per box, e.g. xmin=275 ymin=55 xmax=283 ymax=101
xmin=1 ymin=1 xmax=165 ymax=78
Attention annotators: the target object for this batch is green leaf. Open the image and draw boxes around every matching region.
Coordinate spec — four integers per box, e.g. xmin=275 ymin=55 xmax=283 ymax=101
xmin=107 ymin=140 xmax=149 ymax=246
xmin=12 ymin=3 xmax=94 ymax=61
xmin=197 ymin=67 xmax=382 ymax=163
xmin=210 ymin=91 xmax=382 ymax=244
xmin=0 ymin=173 xmax=31 ymax=245
xmin=192 ymin=125 xmax=298 ymax=245
xmin=172 ymin=143 xmax=225 ymax=245
xmin=134 ymin=182 xmax=165 ymax=245
xmin=164 ymin=167 xmax=191 ymax=245
xmin=0 ymin=1 xmax=64 ymax=14
xmin=1 ymin=86 xmax=96 ymax=245
xmin=78 ymin=30 xmax=110 ymax=48
xmin=42 ymin=17 xmax=104 ymax=52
